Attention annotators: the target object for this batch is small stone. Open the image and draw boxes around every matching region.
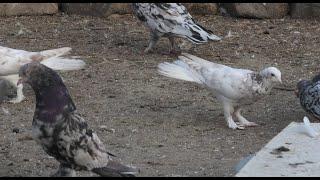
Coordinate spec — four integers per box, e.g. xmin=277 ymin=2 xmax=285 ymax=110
xmin=100 ymin=125 xmax=115 ymax=133
xmin=12 ymin=128 xmax=20 ymax=133
xmin=157 ymin=144 xmax=164 ymax=148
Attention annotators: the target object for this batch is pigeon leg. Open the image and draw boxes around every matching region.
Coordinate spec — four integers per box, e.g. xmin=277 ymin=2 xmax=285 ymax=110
xmin=9 ymin=82 xmax=25 ymax=104
xmin=144 ymin=32 xmax=159 ymax=53
xmin=223 ymin=103 xmax=244 ymax=130
xmin=167 ymin=37 xmax=181 ymax=55
xmin=51 ymin=163 xmax=76 ymax=177
xmin=234 ymin=108 xmax=258 ymax=127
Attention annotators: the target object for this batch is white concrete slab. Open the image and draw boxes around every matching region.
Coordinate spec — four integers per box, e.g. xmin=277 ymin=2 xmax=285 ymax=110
xmin=236 ymin=122 xmax=320 ymax=177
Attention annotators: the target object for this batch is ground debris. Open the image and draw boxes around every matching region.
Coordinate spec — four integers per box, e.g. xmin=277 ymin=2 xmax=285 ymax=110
xmin=270 ymin=146 xmax=290 ymax=155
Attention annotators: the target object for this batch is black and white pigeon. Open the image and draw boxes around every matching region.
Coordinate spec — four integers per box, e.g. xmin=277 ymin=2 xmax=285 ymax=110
xmin=0 ymin=46 xmax=86 ymax=103
xmin=158 ymin=53 xmax=282 ymax=130
xmin=132 ymin=3 xmax=221 ymax=54
xmin=296 ymin=74 xmax=320 ymax=120
xmin=18 ymin=62 xmax=138 ymax=177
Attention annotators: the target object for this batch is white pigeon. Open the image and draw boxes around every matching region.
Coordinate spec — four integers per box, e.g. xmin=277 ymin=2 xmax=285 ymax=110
xmin=158 ymin=53 xmax=282 ymax=130
xmin=132 ymin=3 xmax=221 ymax=54
xmin=0 ymin=46 xmax=86 ymax=103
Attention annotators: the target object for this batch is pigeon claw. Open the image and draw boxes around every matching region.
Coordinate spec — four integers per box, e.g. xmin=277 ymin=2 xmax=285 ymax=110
xmin=236 ymin=125 xmax=245 ymax=130
xmin=234 ymin=123 xmax=245 ymax=130
xmin=228 ymin=122 xmax=245 ymax=130
xmin=243 ymin=122 xmax=259 ymax=127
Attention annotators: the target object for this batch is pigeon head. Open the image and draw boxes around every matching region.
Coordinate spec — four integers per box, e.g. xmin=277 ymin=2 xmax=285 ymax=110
xmin=18 ymin=62 xmax=76 ymax=121
xmin=296 ymin=80 xmax=311 ymax=98
xmin=18 ymin=62 xmax=64 ymax=90
xmin=260 ymin=67 xmax=282 ymax=84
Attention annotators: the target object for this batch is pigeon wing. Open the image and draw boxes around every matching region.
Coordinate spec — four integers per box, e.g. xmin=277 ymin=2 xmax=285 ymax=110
xmin=55 ymin=113 xmax=111 ymax=170
xmin=0 ymin=46 xmax=72 ymax=76
xmin=300 ymin=82 xmax=320 ymax=119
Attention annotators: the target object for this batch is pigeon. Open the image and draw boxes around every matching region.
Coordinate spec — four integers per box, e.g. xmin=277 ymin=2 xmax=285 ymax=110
xmin=17 ymin=62 xmax=138 ymax=177
xmin=131 ymin=3 xmax=221 ymax=54
xmin=0 ymin=46 xmax=86 ymax=103
xmin=158 ymin=53 xmax=282 ymax=129
xmin=296 ymin=73 xmax=320 ymax=120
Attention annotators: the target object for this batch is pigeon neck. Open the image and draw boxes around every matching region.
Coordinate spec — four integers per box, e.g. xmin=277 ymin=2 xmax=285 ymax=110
xmin=252 ymin=72 xmax=273 ymax=94
xmin=297 ymin=80 xmax=310 ymax=95
xmin=34 ymin=85 xmax=76 ymax=123
xmin=260 ymin=77 xmax=274 ymax=93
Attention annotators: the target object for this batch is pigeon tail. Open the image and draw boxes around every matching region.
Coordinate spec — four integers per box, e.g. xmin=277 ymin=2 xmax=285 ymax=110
xmin=39 ymin=47 xmax=72 ymax=59
xmin=91 ymin=160 xmax=139 ymax=177
xmin=158 ymin=59 xmax=204 ymax=84
xmin=40 ymin=57 xmax=86 ymax=71
xmin=182 ymin=22 xmax=221 ymax=44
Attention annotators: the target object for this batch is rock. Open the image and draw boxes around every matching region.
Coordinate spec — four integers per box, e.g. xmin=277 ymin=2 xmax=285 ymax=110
xmin=0 ymin=3 xmax=58 ymax=16
xmin=105 ymin=3 xmax=132 ymax=16
xmin=60 ymin=3 xmax=132 ymax=17
xmin=183 ymin=3 xmax=218 ymax=15
xmin=234 ymin=154 xmax=255 ymax=173
xmin=59 ymin=3 xmax=111 ymax=17
xmin=290 ymin=3 xmax=320 ymax=18
xmin=219 ymin=3 xmax=289 ymax=19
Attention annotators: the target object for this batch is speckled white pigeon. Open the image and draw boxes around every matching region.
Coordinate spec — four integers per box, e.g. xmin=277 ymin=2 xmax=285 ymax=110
xmin=132 ymin=3 xmax=221 ymax=54
xmin=296 ymin=74 xmax=320 ymax=120
xmin=158 ymin=53 xmax=282 ymax=130
xmin=0 ymin=46 xmax=86 ymax=103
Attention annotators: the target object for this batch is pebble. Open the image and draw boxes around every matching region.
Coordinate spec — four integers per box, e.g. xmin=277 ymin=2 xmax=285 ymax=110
xmin=7 ymin=162 xmax=13 ymax=166
xmin=12 ymin=128 xmax=20 ymax=133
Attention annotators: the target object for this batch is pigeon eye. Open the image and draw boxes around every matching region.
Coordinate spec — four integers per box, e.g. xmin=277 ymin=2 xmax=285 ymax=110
xmin=271 ymin=73 xmax=275 ymax=77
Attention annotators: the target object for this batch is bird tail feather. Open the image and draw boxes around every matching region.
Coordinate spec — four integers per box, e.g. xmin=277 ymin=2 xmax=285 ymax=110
xmin=40 ymin=57 xmax=86 ymax=71
xmin=180 ymin=22 xmax=221 ymax=44
xmin=158 ymin=56 xmax=204 ymax=84
xmin=39 ymin=47 xmax=72 ymax=59
xmin=92 ymin=160 xmax=139 ymax=177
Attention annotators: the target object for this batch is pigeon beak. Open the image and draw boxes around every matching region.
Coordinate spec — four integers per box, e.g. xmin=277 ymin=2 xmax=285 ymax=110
xmin=278 ymin=77 xmax=282 ymax=84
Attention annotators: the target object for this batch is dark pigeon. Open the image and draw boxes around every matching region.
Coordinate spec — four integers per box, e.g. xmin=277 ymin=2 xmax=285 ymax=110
xmin=131 ymin=3 xmax=221 ymax=54
xmin=18 ymin=62 xmax=139 ymax=177
xmin=296 ymin=74 xmax=320 ymax=120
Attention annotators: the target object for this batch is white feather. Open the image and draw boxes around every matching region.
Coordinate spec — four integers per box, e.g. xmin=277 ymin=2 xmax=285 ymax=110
xmin=40 ymin=57 xmax=86 ymax=71
xmin=158 ymin=61 xmax=203 ymax=84
xmin=0 ymin=46 xmax=85 ymax=76
xmin=297 ymin=116 xmax=319 ymax=138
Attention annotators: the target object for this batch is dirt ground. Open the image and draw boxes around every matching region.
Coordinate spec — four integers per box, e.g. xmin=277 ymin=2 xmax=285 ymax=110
xmin=0 ymin=13 xmax=319 ymax=177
